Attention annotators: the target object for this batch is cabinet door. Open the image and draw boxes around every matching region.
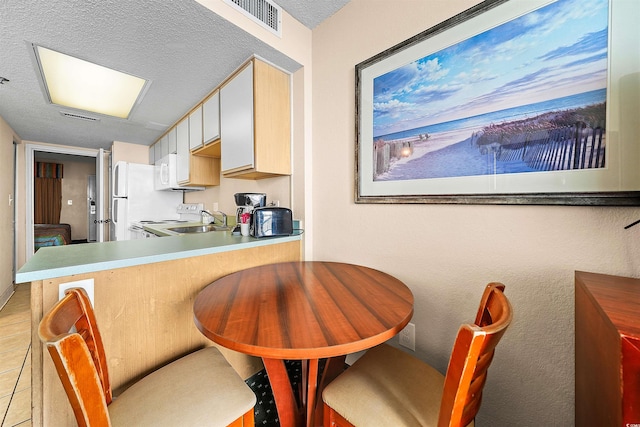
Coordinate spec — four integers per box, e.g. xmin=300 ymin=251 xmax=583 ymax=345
xmin=168 ymin=127 xmax=177 ymax=154
xmin=154 ymin=142 xmax=162 ymax=165
xmin=160 ymin=134 xmax=169 ymax=158
xmin=176 ymin=118 xmax=190 ymax=183
xmin=220 ymin=62 xmax=254 ymax=173
xmin=154 ymin=135 xmax=169 ymax=164
xmin=189 ymin=106 xmax=203 ymax=150
xmin=203 ymin=91 xmax=220 ymax=144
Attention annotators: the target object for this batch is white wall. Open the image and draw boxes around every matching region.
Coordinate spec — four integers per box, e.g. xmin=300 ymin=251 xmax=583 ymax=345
xmin=0 ymin=116 xmax=18 ymax=307
xmin=311 ymin=1 xmax=640 ymax=425
xmin=112 ymin=140 xmax=150 ymax=165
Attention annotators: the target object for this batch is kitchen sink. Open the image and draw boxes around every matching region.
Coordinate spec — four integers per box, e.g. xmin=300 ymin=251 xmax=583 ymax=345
xmin=167 ymin=225 xmax=230 ymax=234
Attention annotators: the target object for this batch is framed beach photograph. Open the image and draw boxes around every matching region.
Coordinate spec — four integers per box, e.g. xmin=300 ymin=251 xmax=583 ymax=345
xmin=355 ymin=0 xmax=640 ymax=205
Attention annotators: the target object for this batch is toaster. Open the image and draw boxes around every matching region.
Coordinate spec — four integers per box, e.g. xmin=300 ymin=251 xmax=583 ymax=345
xmin=251 ymin=207 xmax=293 ymax=238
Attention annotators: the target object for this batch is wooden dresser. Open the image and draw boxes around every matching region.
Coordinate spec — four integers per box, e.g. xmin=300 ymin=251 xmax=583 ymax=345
xmin=575 ymin=271 xmax=640 ymax=426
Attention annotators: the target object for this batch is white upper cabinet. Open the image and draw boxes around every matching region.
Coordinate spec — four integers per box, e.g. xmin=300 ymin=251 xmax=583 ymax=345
xmin=188 ymin=106 xmax=203 ymax=151
xmin=155 ymin=134 xmax=169 ymax=165
xmin=203 ymin=91 xmax=220 ymax=144
xmin=154 ymin=141 xmax=162 ymax=165
xmin=220 ymin=62 xmax=254 ymax=174
xmin=168 ymin=127 xmax=177 ymax=154
xmin=176 ymin=118 xmax=190 ymax=183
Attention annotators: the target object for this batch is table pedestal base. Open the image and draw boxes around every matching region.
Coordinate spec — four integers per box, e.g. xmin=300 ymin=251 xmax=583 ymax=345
xmin=263 ymin=356 xmax=347 ymax=427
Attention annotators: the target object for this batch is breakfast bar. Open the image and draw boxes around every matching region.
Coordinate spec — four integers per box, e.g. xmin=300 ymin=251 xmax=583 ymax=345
xmin=17 ymin=232 xmax=302 ymax=426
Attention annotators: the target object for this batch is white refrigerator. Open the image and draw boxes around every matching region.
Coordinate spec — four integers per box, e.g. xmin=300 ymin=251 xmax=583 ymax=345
xmin=111 ymin=161 xmax=183 ymax=241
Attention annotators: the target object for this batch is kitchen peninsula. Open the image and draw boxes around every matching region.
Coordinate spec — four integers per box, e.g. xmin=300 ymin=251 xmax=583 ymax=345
xmin=17 ymin=232 xmax=302 ymax=426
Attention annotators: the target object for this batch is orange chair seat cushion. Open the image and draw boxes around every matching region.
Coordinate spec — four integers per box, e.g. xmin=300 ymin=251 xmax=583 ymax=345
xmin=322 ymin=344 xmax=473 ymax=427
xmin=108 ymin=347 xmax=256 ymax=427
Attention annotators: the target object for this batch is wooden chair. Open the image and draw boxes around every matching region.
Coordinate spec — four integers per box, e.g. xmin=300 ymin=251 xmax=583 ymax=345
xmin=322 ymin=283 xmax=513 ymax=427
xmin=38 ymin=288 xmax=256 ymax=427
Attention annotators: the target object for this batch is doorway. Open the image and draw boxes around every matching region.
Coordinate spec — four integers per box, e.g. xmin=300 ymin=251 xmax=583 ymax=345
xmin=25 ymin=144 xmax=106 ymax=261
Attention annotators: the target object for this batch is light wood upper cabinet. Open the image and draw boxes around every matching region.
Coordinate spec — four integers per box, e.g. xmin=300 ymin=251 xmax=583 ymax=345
xmin=220 ymin=58 xmax=291 ymax=179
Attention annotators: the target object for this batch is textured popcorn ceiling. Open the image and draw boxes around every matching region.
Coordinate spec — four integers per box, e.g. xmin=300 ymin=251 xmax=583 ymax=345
xmin=0 ymin=0 xmax=349 ymax=150
xmin=276 ymin=0 xmax=350 ymax=28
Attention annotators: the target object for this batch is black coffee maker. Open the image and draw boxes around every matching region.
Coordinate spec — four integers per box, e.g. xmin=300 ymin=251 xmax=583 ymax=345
xmin=232 ymin=193 xmax=267 ymax=233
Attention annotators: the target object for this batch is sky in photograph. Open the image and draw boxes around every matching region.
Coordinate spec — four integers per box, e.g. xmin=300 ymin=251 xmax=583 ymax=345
xmin=372 ymin=0 xmax=609 ymax=138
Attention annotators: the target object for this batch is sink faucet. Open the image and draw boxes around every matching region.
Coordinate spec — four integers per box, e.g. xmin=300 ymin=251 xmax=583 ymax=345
xmin=201 ymin=210 xmax=228 ymax=227
xmin=210 ymin=210 xmax=228 ymax=227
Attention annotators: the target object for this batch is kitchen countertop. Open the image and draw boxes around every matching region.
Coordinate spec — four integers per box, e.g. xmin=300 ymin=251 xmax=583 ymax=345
xmin=15 ymin=227 xmax=302 ymax=283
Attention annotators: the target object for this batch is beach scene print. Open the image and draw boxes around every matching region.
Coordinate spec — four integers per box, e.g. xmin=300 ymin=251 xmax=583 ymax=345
xmin=372 ymin=0 xmax=608 ymax=182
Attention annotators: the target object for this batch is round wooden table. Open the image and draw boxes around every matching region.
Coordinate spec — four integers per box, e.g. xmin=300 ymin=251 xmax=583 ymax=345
xmin=193 ymin=261 xmax=414 ymax=427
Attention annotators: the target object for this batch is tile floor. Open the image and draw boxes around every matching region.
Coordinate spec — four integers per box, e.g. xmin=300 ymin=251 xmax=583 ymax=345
xmin=0 ymin=284 xmax=31 ymax=427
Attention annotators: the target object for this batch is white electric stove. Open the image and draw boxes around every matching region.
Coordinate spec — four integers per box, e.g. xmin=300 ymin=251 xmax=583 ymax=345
xmin=129 ymin=203 xmax=204 ymax=239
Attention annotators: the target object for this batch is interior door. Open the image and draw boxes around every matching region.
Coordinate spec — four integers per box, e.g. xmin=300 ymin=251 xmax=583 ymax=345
xmin=87 ymin=175 xmax=97 ymax=241
xmin=95 ymin=149 xmax=105 ymax=242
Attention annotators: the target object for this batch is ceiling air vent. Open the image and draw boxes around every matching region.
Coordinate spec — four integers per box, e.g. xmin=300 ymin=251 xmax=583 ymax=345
xmin=224 ymin=0 xmax=282 ymax=37
xmin=59 ymin=111 xmax=101 ymax=122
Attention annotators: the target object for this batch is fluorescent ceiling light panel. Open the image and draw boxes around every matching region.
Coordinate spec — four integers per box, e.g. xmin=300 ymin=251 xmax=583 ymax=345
xmin=34 ymin=45 xmax=147 ymax=119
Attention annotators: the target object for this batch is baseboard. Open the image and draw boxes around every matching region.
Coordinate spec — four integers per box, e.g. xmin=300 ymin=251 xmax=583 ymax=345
xmin=0 ymin=285 xmax=15 ymax=311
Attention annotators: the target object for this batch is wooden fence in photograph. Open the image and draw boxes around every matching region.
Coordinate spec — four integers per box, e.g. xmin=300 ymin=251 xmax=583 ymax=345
xmin=495 ymin=123 xmax=605 ymax=171
xmin=373 ymin=140 xmax=414 ymax=177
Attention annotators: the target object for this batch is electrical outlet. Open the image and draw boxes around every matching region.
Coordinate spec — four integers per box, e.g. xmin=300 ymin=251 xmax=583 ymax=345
xmin=59 ymin=279 xmax=95 ymax=306
xmin=399 ymin=322 xmax=416 ymax=351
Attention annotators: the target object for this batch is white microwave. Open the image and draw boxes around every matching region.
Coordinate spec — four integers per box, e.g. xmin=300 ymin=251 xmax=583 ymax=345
xmin=154 ymin=154 xmax=204 ymax=192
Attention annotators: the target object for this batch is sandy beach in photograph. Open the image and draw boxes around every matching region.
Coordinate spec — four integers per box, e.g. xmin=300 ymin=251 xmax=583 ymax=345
xmin=376 ymin=99 xmax=607 ymax=181
xmin=385 ymin=127 xmax=480 ymax=168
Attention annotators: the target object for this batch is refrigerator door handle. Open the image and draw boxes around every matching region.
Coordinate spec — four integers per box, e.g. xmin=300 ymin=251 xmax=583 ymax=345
xmin=113 ymin=161 xmax=128 ymax=198
xmin=112 ymin=198 xmax=119 ymax=226
xmin=112 ymin=197 xmax=127 ymax=239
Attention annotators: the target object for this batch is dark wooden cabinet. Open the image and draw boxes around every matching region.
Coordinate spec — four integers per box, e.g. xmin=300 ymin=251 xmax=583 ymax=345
xmin=575 ymin=271 xmax=640 ymax=426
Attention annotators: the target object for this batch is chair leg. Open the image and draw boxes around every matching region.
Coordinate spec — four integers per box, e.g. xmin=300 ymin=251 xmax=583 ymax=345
xmin=323 ymin=402 xmax=355 ymax=427
xmin=242 ymin=408 xmax=254 ymax=426
xmin=324 ymin=403 xmax=331 ymax=427
xmin=316 ymin=356 xmax=347 ymax=427
xmin=227 ymin=408 xmax=255 ymax=426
